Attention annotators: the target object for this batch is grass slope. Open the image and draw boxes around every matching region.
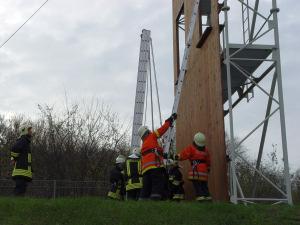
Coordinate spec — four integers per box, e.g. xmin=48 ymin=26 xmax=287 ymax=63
xmin=0 ymin=198 xmax=299 ymax=225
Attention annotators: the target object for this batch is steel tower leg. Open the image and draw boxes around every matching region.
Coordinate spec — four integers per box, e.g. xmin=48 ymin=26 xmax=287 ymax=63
xmin=223 ymin=0 xmax=238 ymax=204
xmin=272 ymin=0 xmax=293 ymax=205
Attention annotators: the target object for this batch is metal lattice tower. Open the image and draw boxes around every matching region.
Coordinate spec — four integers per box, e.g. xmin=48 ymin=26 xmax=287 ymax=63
xmin=221 ymin=0 xmax=293 ymax=205
xmin=131 ymin=29 xmax=162 ymax=150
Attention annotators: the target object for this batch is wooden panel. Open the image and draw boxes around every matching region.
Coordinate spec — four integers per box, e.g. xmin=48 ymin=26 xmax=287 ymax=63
xmin=172 ymin=0 xmax=229 ymax=201
xmin=173 ymin=0 xmax=184 ymax=82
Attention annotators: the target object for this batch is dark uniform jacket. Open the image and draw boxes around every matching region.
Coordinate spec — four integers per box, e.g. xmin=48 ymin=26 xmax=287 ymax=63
xmin=10 ymin=135 xmax=32 ymax=181
xmin=107 ymin=165 xmax=125 ymax=199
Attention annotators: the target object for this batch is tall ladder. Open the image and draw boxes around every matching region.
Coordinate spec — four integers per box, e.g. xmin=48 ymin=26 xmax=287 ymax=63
xmin=241 ymin=0 xmax=254 ymax=102
xmin=163 ymin=0 xmax=201 ymax=155
xmin=242 ymin=0 xmax=250 ymax=44
xmin=131 ymin=30 xmax=151 ymax=149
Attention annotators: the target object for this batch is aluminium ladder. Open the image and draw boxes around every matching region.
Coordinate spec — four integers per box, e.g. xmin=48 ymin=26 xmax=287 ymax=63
xmin=130 ymin=29 xmax=151 ymax=149
xmin=163 ymin=0 xmax=201 ymax=155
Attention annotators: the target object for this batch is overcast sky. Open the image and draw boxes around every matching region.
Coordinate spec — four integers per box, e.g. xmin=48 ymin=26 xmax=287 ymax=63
xmin=0 ymin=0 xmax=299 ymax=169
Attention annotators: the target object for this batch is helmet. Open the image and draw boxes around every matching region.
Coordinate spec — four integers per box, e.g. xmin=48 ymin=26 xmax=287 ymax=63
xmin=138 ymin=126 xmax=149 ymax=138
xmin=19 ymin=125 xmax=33 ymax=137
xmin=132 ymin=147 xmax=141 ymax=156
xmin=115 ymin=155 xmax=126 ymax=164
xmin=194 ymin=132 xmax=206 ymax=147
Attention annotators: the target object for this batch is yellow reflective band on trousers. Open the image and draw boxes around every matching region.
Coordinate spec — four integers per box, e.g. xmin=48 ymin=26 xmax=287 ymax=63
xmin=173 ymin=194 xmax=184 ymax=200
xmin=11 ymin=152 xmax=19 ymax=158
xmin=172 ymin=180 xmax=181 ymax=186
xmin=108 ymin=190 xmax=121 ymax=200
xmin=126 ymin=159 xmax=142 ymax=191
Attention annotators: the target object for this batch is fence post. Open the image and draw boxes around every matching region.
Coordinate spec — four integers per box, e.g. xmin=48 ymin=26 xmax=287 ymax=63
xmin=53 ymin=180 xmax=56 ymax=199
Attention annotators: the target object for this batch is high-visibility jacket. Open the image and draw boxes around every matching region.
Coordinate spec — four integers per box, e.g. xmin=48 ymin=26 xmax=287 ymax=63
xmin=125 ymin=156 xmax=142 ymax=191
xmin=10 ymin=135 xmax=32 ymax=181
xmin=107 ymin=165 xmax=125 ymax=200
xmin=141 ymin=121 xmax=171 ymax=174
xmin=178 ymin=144 xmax=210 ymax=181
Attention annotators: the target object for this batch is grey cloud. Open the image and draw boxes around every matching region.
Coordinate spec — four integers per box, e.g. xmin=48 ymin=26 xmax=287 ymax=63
xmin=0 ymin=0 xmax=299 ymax=168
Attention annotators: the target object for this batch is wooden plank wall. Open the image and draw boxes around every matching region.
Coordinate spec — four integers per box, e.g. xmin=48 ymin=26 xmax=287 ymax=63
xmin=172 ymin=0 xmax=229 ymax=201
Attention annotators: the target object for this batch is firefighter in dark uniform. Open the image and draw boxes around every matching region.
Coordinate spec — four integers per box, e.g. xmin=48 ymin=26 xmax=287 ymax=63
xmin=10 ymin=125 xmax=33 ymax=196
xmin=125 ymin=148 xmax=142 ymax=200
xmin=167 ymin=159 xmax=184 ymax=201
xmin=107 ymin=155 xmax=126 ymax=200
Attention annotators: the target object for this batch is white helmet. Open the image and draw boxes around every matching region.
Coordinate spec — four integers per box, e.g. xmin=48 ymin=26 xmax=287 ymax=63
xmin=132 ymin=147 xmax=141 ymax=156
xmin=138 ymin=126 xmax=149 ymax=138
xmin=115 ymin=155 xmax=126 ymax=164
xmin=19 ymin=125 xmax=33 ymax=137
xmin=194 ymin=132 xmax=206 ymax=147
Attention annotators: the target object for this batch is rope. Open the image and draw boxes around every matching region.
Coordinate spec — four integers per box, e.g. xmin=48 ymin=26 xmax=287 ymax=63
xmin=148 ymin=48 xmax=155 ymax=131
xmin=150 ymin=38 xmax=163 ymax=126
xmin=0 ymin=0 xmax=50 ymax=50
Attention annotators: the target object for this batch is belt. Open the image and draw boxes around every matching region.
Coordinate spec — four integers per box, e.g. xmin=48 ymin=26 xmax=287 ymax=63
xmin=192 ymin=159 xmax=206 ymax=165
xmin=142 ymin=148 xmax=163 ymax=157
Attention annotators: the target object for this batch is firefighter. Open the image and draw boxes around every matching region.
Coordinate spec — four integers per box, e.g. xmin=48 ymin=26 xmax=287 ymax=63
xmin=125 ymin=148 xmax=142 ymax=200
xmin=138 ymin=113 xmax=177 ymax=200
xmin=10 ymin=125 xmax=33 ymax=196
xmin=107 ymin=155 xmax=126 ymax=200
xmin=176 ymin=132 xmax=212 ymax=201
xmin=167 ymin=159 xmax=184 ymax=201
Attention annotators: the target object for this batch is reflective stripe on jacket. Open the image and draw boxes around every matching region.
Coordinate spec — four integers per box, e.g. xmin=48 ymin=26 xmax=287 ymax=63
xmin=11 ymin=135 xmax=32 ymax=180
xmin=178 ymin=144 xmax=210 ymax=181
xmin=125 ymin=158 xmax=142 ymax=191
xmin=141 ymin=121 xmax=170 ymax=174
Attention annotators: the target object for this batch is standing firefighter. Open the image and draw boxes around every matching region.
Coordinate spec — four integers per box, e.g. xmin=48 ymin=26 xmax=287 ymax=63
xmin=125 ymin=148 xmax=142 ymax=200
xmin=107 ymin=155 xmax=126 ymax=200
xmin=176 ymin=132 xmax=212 ymax=201
xmin=10 ymin=125 xmax=33 ymax=196
xmin=167 ymin=159 xmax=184 ymax=201
xmin=138 ymin=113 xmax=177 ymax=200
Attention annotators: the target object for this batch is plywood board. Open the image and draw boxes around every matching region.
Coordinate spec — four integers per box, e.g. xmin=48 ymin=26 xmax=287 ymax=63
xmin=172 ymin=0 xmax=228 ymax=201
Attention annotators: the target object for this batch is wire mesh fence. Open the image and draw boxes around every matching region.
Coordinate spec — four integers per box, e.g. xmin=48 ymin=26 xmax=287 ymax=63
xmin=0 ymin=179 xmax=110 ymax=198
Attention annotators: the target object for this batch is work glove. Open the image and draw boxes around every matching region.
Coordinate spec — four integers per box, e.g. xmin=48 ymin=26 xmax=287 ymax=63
xmin=165 ymin=113 xmax=178 ymax=125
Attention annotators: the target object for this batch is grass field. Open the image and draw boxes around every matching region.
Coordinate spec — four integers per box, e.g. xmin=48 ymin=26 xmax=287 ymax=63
xmin=0 ymin=197 xmax=299 ymax=225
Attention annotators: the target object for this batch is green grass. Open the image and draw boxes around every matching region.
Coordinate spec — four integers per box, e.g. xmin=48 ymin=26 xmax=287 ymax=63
xmin=0 ymin=198 xmax=299 ymax=225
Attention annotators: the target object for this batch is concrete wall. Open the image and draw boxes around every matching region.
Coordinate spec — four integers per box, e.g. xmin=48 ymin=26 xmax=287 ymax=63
xmin=172 ymin=0 xmax=228 ymax=201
